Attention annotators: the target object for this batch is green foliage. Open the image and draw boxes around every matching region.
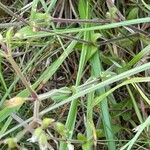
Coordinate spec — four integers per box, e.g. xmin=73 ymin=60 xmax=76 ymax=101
xmin=54 ymin=122 xmax=68 ymax=137
xmin=42 ymin=118 xmax=55 ymax=129
xmin=5 ymin=138 xmax=17 ymax=149
xmin=127 ymin=7 xmax=139 ymax=20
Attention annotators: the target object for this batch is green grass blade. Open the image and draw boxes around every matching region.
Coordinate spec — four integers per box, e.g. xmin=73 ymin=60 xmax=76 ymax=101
xmin=93 ymin=77 xmax=150 ymax=106
xmin=121 ymin=116 xmax=150 ymax=150
xmin=126 ymin=85 xmax=143 ymax=124
xmin=59 ymin=1 xmax=91 ymax=149
xmin=30 ymin=0 xmax=40 ymax=19
xmin=91 ymin=51 xmax=116 ymax=150
xmin=125 ymin=44 xmax=150 ymax=69
xmin=46 ymin=0 xmax=58 ymax=13
xmin=18 ymin=18 xmax=150 ymax=39
xmin=53 ymin=18 xmax=150 ymax=34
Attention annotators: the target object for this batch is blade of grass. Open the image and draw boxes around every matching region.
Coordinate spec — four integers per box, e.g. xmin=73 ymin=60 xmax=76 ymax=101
xmin=126 ymin=85 xmax=143 ymax=124
xmin=59 ymin=1 xmax=90 ymax=149
xmin=133 ymin=83 xmax=150 ymax=107
xmin=53 ymin=17 xmax=150 ymax=34
xmin=0 ymin=56 xmax=9 ymax=96
xmin=86 ymin=91 xmax=95 ymax=149
xmin=93 ymin=77 xmax=150 ymax=106
xmin=30 ymin=0 xmax=40 ymax=19
xmin=120 ymin=115 xmax=150 ymax=150
xmin=125 ymin=44 xmax=150 ymax=69
xmin=46 ymin=0 xmax=58 ymax=13
xmin=40 ymin=0 xmax=48 ymax=11
xmin=90 ymin=51 xmax=116 ymax=150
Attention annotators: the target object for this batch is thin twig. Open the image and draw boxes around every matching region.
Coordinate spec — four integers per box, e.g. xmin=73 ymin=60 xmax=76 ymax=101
xmin=97 ymin=33 xmax=139 ymax=46
xmin=0 ymin=2 xmax=29 ymax=25
xmin=50 ymin=17 xmax=110 ymax=24
xmin=0 ymin=22 xmax=24 ymax=28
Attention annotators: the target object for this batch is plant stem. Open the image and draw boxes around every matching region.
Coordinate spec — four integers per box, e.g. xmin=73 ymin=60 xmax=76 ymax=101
xmin=1 ymin=42 xmax=40 ymax=121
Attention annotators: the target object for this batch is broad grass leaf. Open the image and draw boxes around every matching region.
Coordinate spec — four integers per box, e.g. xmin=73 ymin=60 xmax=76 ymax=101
xmin=0 ymin=107 xmax=16 ymax=123
xmin=127 ymin=7 xmax=139 ymax=20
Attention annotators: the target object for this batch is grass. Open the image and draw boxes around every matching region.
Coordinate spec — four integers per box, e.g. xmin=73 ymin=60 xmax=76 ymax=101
xmin=0 ymin=0 xmax=150 ymax=149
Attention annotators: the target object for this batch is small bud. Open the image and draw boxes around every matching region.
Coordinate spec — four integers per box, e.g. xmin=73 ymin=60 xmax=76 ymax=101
xmin=106 ymin=12 xmax=111 ymax=19
xmin=39 ymin=133 xmax=48 ymax=150
xmin=77 ymin=133 xmax=87 ymax=141
xmin=4 ymin=97 xmax=25 ymax=108
xmin=0 ymin=33 xmax=3 ymax=42
xmin=6 ymin=27 xmax=14 ymax=44
xmin=54 ymin=122 xmax=67 ymax=137
xmin=5 ymin=138 xmax=17 ymax=149
xmin=28 ymin=127 xmax=48 ymax=150
xmin=27 ymin=127 xmax=43 ymax=143
xmin=42 ymin=118 xmax=55 ymax=129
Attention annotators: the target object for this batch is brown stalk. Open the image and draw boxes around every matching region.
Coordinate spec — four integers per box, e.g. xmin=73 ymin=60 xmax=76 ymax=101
xmin=0 ymin=41 xmax=40 ymax=121
xmin=50 ymin=17 xmax=110 ymax=24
